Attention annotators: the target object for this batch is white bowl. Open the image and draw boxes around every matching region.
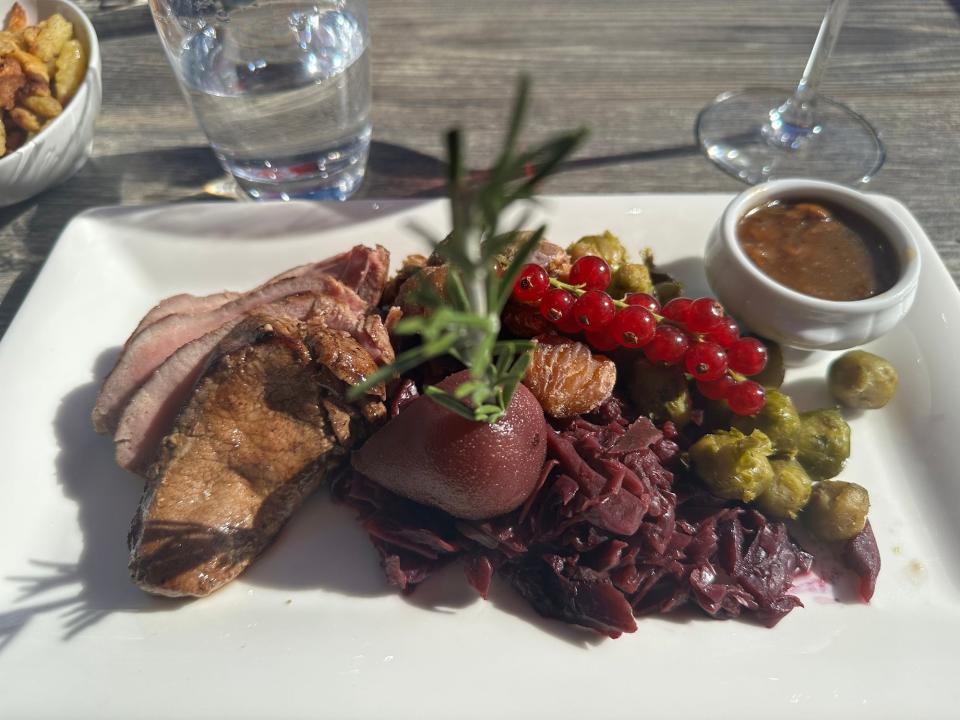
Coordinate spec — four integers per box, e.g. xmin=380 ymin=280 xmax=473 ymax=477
xmin=704 ymin=179 xmax=921 ymax=351
xmin=0 ymin=0 xmax=101 ymax=207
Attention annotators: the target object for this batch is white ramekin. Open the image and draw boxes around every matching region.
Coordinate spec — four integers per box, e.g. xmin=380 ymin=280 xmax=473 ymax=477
xmin=704 ymin=179 xmax=921 ymax=351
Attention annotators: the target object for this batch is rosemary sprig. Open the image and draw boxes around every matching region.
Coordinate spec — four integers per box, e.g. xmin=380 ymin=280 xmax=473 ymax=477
xmin=349 ymin=76 xmax=587 ymax=423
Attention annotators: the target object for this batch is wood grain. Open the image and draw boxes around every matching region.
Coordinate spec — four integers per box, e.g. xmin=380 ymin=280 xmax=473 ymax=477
xmin=1 ymin=0 xmax=958 ymax=336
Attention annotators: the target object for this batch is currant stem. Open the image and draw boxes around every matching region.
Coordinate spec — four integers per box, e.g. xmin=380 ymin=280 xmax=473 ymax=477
xmin=547 ymin=277 xmax=664 ymax=319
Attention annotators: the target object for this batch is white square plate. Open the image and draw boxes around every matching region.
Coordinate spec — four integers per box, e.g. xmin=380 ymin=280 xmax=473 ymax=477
xmin=1 ymin=196 xmax=958 ymax=719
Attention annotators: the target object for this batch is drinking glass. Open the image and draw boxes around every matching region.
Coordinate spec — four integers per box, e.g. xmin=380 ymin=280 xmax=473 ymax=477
xmin=149 ymin=0 xmax=371 ymax=200
xmin=696 ymin=0 xmax=883 ymax=186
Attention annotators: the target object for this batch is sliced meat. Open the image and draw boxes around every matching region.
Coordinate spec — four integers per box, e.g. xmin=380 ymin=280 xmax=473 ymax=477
xmin=93 ymin=274 xmax=360 ymax=435
xmin=356 ymin=314 xmax=396 ymax=365
xmin=129 ymin=316 xmax=386 ymax=597
xmin=129 ymin=291 xmax=241 ymax=341
xmin=114 ymin=284 xmax=388 ymax=474
xmin=127 ymin=243 xmax=387 ymax=340
xmin=334 ymin=243 xmax=390 ymax=305
xmin=128 ymin=263 xmax=321 ymax=341
xmin=384 ymin=306 xmax=403 ymax=333
xmin=114 ymin=291 xmax=348 ymax=473
xmin=93 ymin=245 xmax=387 ymax=436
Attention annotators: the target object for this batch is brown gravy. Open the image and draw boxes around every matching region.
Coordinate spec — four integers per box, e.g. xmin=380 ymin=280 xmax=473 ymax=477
xmin=736 ymin=200 xmax=899 ymax=302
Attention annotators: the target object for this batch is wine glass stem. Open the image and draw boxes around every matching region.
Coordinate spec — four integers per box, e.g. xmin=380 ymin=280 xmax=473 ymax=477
xmin=767 ymin=0 xmax=849 ymax=144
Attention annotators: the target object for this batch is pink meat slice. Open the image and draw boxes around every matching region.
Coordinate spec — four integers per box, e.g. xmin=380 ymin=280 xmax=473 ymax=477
xmin=93 ymin=245 xmax=387 ymax=436
xmin=114 ymin=284 xmax=384 ymax=474
xmin=130 ymin=292 xmax=241 ymax=341
xmin=124 ymin=244 xmax=385 ymax=342
xmin=336 ymin=243 xmax=391 ymax=305
xmin=115 ymin=290 xmax=367 ymax=473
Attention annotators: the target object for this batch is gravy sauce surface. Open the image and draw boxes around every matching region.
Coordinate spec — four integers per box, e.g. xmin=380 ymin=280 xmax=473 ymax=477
xmin=737 ymin=201 xmax=899 ymax=302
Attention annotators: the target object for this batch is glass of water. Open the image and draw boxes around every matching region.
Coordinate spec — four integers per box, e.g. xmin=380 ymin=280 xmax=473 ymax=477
xmin=150 ymin=0 xmax=371 ymax=200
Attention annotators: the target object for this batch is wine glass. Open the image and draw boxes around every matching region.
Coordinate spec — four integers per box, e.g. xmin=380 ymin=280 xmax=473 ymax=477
xmin=696 ymin=0 xmax=884 ymax=186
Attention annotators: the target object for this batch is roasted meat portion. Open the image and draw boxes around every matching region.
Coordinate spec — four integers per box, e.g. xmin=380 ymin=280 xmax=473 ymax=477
xmin=129 ymin=315 xmax=387 ymax=597
xmin=94 ymin=245 xmax=390 ymax=476
xmin=93 ymin=245 xmax=389 ymax=435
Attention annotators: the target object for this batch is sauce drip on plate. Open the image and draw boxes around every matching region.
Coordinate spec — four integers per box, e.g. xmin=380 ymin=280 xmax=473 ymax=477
xmin=737 ymin=200 xmax=899 ymax=302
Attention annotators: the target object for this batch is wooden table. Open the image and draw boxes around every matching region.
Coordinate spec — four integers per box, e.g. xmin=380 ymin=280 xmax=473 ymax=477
xmin=2 ymin=0 xmax=958 ymax=336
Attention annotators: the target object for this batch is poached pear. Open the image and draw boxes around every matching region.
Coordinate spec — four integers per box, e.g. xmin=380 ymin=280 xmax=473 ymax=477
xmin=352 ymin=370 xmax=548 ymax=519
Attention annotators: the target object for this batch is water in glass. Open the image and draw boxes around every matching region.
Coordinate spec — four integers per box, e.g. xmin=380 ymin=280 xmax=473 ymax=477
xmin=172 ymin=1 xmax=370 ymax=200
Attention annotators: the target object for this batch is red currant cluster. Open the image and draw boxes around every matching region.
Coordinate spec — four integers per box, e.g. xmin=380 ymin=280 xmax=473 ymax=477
xmin=512 ymin=255 xmax=769 ymax=415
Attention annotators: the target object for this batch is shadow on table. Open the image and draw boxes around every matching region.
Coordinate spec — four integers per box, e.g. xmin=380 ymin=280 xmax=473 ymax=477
xmin=0 ymin=138 xmax=706 ymax=342
xmin=367 ymin=141 xmax=707 ymax=195
xmin=561 ymin=143 xmax=702 ymax=174
xmin=90 ymin=3 xmax=154 ymax=40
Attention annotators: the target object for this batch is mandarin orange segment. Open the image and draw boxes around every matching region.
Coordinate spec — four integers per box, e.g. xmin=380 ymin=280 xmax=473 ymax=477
xmin=523 ymin=337 xmax=616 ymax=418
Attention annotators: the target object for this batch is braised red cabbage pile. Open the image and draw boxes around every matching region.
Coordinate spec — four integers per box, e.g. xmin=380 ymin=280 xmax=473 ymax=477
xmin=337 ymin=398 xmax=878 ymax=637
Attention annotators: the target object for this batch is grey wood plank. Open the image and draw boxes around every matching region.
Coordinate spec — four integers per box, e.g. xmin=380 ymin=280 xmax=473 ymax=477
xmin=2 ymin=0 xmax=959 ymax=337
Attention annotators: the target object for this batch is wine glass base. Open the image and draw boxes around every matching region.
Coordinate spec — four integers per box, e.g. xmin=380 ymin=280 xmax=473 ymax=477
xmin=695 ymin=88 xmax=885 ymax=186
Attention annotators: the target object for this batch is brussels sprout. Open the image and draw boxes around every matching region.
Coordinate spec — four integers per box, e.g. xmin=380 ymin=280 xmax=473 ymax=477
xmin=650 ymin=265 xmax=683 ymax=304
xmin=698 ymin=396 xmax=733 ymax=433
xmin=653 ymin=279 xmax=683 ymax=304
xmin=689 ymin=428 xmax=774 ymax=503
xmin=732 ymin=388 xmax=801 ymax=455
xmin=828 ymin=350 xmax=899 ymax=409
xmin=627 ymin=360 xmax=691 ymax=427
xmin=756 ymin=458 xmax=813 ymax=520
xmin=804 ymin=480 xmax=870 ymax=541
xmin=795 ymin=409 xmax=851 ymax=480
xmin=751 ymin=339 xmax=785 ymax=388
xmin=568 ymin=231 xmax=627 ymax=270
xmin=609 ymin=262 xmax=655 ymax=299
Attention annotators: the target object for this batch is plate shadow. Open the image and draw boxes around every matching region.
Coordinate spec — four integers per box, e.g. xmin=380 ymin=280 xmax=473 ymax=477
xmin=239 ymin=487 xmax=392 ymax=598
xmin=0 ymin=348 xmax=186 ymax=652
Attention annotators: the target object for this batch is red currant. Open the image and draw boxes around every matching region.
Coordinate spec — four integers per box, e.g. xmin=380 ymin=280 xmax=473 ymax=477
xmin=539 ymin=288 xmax=576 ymax=324
xmin=584 ymin=327 xmax=620 ymax=352
xmin=573 ymin=290 xmax=616 ymax=330
xmin=625 ymin=292 xmax=661 ymax=315
xmin=569 ymin=255 xmax=612 ymax=291
xmin=512 ymin=263 xmax=549 ymax=304
xmin=644 ymin=325 xmax=690 ymax=365
xmin=727 ymin=380 xmax=766 ymax=415
xmin=705 ymin=316 xmax=740 ymax=348
xmin=686 ymin=297 xmax=725 ymax=333
xmin=610 ymin=306 xmax=656 ymax=348
xmin=684 ymin=340 xmax=728 ymax=381
xmin=661 ymin=297 xmax=693 ymax=325
xmin=555 ymin=314 xmax=583 ymax=334
xmin=727 ymin=337 xmax=768 ymax=376
xmin=697 ymin=375 xmax=735 ymax=400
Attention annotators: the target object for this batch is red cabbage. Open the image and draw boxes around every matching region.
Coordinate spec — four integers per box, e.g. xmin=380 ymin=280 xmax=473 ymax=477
xmin=336 ymin=400 xmax=820 ymax=637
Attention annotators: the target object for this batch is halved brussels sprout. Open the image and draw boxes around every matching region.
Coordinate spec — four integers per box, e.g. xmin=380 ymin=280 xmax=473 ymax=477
xmin=689 ymin=428 xmax=774 ymax=503
xmin=568 ymin=231 xmax=627 ymax=270
xmin=804 ymin=480 xmax=870 ymax=541
xmin=609 ymin=262 xmax=655 ymax=299
xmin=795 ymin=408 xmax=851 ymax=480
xmin=733 ymin=388 xmax=801 ymax=455
xmin=756 ymin=458 xmax=813 ymax=520
xmin=627 ymin=359 xmax=692 ymax=427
